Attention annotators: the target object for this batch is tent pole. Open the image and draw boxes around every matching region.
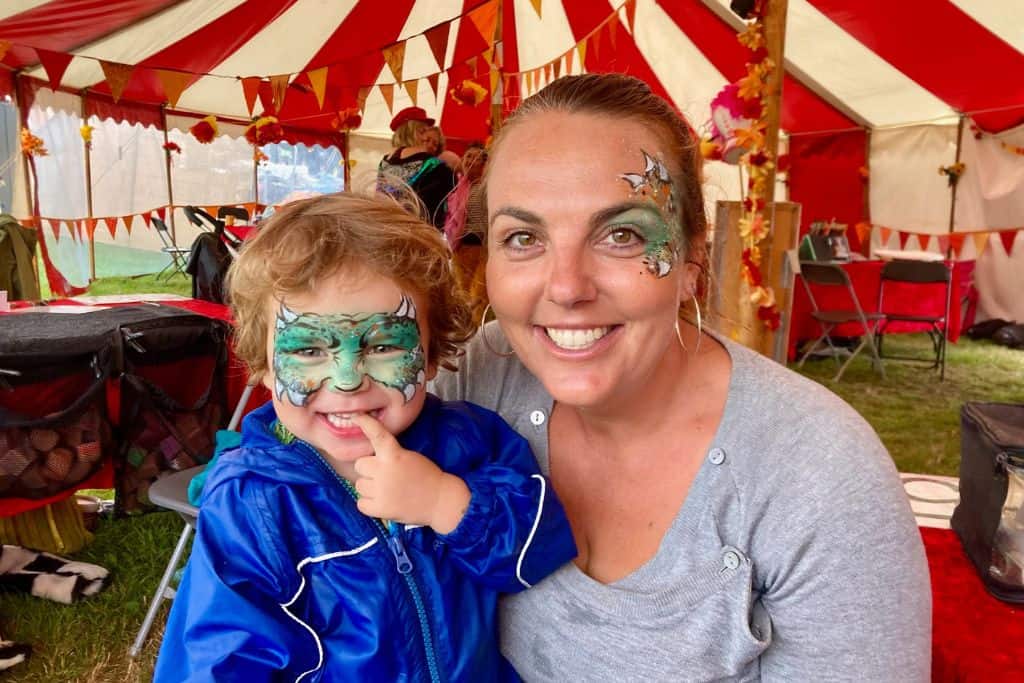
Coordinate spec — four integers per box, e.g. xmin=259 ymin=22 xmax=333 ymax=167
xmin=946 ymin=114 xmax=965 ymax=260
xmin=12 ymin=74 xmax=42 ymax=295
xmin=490 ymin=0 xmax=504 ymax=137
xmin=252 ymin=151 xmax=259 ymax=205
xmin=160 ymin=106 xmax=177 ymax=243
xmin=81 ymin=96 xmax=96 ymax=281
xmin=343 ymin=133 xmax=351 ymax=189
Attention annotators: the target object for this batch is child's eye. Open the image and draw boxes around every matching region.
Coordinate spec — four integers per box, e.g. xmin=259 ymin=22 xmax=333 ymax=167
xmin=367 ymin=344 xmax=400 ymax=355
xmin=290 ymin=347 xmax=325 ymax=358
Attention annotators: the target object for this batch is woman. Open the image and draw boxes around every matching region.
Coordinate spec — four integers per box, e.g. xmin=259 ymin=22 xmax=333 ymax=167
xmin=433 ymin=74 xmax=931 ymax=680
xmin=377 ymin=107 xmax=456 ymax=229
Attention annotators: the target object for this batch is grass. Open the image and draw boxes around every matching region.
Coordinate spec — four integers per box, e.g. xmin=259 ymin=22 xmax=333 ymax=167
xmin=3 ymin=271 xmax=1023 ymax=680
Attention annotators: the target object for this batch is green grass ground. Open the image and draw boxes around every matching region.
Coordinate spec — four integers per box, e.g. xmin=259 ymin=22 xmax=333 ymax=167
xmin=3 ymin=273 xmax=1023 ymax=680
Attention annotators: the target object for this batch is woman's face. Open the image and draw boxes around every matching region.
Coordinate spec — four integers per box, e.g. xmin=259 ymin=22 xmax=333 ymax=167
xmin=419 ymin=128 xmax=441 ymax=154
xmin=485 ymin=111 xmax=695 ymax=409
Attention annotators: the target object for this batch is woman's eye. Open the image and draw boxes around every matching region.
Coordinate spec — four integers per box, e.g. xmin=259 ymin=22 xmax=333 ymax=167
xmin=504 ymin=231 xmax=538 ymax=249
xmin=605 ymin=228 xmax=642 ymax=247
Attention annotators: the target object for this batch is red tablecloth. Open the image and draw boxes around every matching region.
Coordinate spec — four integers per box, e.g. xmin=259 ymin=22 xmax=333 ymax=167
xmin=924 ymin=527 xmax=1024 ymax=682
xmin=225 ymin=224 xmax=257 ymax=242
xmin=788 ymin=260 xmax=973 ymax=361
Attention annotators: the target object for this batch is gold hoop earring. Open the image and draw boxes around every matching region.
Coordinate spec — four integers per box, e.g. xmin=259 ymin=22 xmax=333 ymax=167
xmin=480 ymin=304 xmax=515 ymax=358
xmin=694 ymin=301 xmax=703 ymax=354
xmin=674 ymin=319 xmax=688 ymax=352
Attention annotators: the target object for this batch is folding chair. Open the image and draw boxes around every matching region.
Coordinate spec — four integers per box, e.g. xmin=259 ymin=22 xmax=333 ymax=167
xmin=217 ymin=206 xmax=249 ymax=223
xmin=184 ymin=205 xmax=242 ymax=252
xmin=876 ymin=259 xmax=953 ymax=380
xmin=128 ymin=381 xmax=258 ymax=658
xmin=152 ymin=217 xmax=191 ymax=280
xmin=797 ymin=262 xmax=886 ymax=381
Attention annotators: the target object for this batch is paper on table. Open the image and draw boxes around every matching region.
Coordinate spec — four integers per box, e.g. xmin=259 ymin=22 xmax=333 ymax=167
xmin=71 ymin=293 xmax=191 ymax=304
xmin=9 ymin=305 xmax=111 ymax=314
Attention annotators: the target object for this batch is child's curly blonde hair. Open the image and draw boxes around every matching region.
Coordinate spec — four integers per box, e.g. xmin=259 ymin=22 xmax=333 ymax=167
xmin=227 ymin=192 xmax=476 ymax=379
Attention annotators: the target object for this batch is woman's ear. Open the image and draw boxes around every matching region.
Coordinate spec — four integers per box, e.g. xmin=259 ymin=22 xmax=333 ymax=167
xmin=425 ymin=361 xmax=438 ymax=382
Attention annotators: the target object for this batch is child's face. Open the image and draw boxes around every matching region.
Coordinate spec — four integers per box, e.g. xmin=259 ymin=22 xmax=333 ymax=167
xmin=261 ymin=269 xmax=435 ymax=476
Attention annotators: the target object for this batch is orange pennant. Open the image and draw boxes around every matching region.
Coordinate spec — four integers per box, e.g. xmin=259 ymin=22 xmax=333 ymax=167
xmin=156 ymin=69 xmax=192 ymax=108
xmin=853 ymin=221 xmax=871 ymax=247
xmin=482 ymin=48 xmax=494 ymax=69
xmin=590 ymin=28 xmax=602 ymax=61
xmin=544 ymin=62 xmax=553 ymax=83
xmin=554 ymin=56 xmax=562 ymax=79
xmin=85 ymin=218 xmax=97 ymax=241
xmin=64 ymin=220 xmax=76 ymax=242
xmin=204 ymin=206 xmax=219 ymax=220
xmin=306 ymin=67 xmax=328 ymax=110
xmin=241 ymin=77 xmax=262 ymax=116
xmin=48 ymin=218 xmax=61 ymax=242
xmin=999 ymin=230 xmax=1018 ymax=255
xmin=427 ymin=73 xmax=439 ymax=99
xmin=122 ymin=214 xmax=134 ymax=235
xmin=577 ymin=40 xmax=588 ymax=69
xmin=565 ymin=47 xmax=574 ymax=74
xmin=624 ymin=0 xmax=638 ymax=34
xmin=379 ymin=84 xmax=395 ymax=113
xmin=243 ymin=202 xmax=258 ymax=217
xmin=103 ymin=217 xmax=118 ymax=238
xmin=878 ymin=226 xmax=892 ymax=245
xmin=424 ymin=24 xmax=450 ymax=71
xmin=382 ymin=42 xmax=406 ymax=83
xmin=403 ymin=80 xmax=418 ymax=106
xmin=529 ymin=0 xmax=542 ymax=19
xmin=99 ymin=61 xmax=134 ymax=103
xmin=467 ymin=0 xmax=499 ymax=45
xmin=0 ymin=40 xmax=10 ymax=63
xmin=357 ymin=86 xmax=370 ymax=110
xmin=36 ymin=49 xmax=73 ymax=90
xmin=489 ymin=70 xmax=499 ymax=98
xmin=269 ymin=74 xmax=290 ymax=113
xmin=972 ymin=232 xmax=990 ymax=257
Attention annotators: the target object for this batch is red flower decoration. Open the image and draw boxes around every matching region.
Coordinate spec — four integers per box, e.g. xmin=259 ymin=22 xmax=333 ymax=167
xmin=331 ymin=107 xmax=363 ymax=131
xmin=244 ymin=115 xmax=285 ymax=147
xmin=163 ymin=141 xmax=181 ymax=154
xmin=189 ymin=116 xmax=218 ymax=144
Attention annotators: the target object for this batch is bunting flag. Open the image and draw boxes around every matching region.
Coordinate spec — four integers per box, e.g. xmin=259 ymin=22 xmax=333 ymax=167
xmin=156 ymin=69 xmax=192 ymax=108
xmin=424 ymin=24 xmax=449 ymax=72
xmin=122 ymin=214 xmax=134 ymax=235
xmin=99 ymin=61 xmax=134 ymax=103
xmin=590 ymin=26 xmax=603 ymax=61
xmin=382 ymin=43 xmax=406 ymax=83
xmin=203 ymin=205 xmax=219 ymax=219
xmin=379 ymin=84 xmax=395 ymax=113
xmin=490 ymin=69 xmax=499 ymax=98
xmin=878 ymin=226 xmax=892 ymax=245
xmin=85 ymin=218 xmax=97 ymax=241
xmin=75 ymin=220 xmax=85 ymax=242
xmin=565 ymin=47 xmax=574 ymax=73
xmin=427 ymin=73 xmax=439 ymax=99
xmin=482 ymin=48 xmax=494 ymax=69
xmin=972 ymin=232 xmax=990 ymax=257
xmin=853 ymin=222 xmax=871 ymax=246
xmin=306 ymin=67 xmax=328 ymax=110
xmin=47 ymin=218 xmax=61 ymax=242
xmin=529 ymin=0 xmax=542 ymax=19
xmin=357 ymin=86 xmax=370 ymax=110
xmin=141 ymin=213 xmax=152 ymax=229
xmin=103 ymin=216 xmax=118 ymax=238
xmin=999 ymin=230 xmax=1017 ymax=255
xmin=468 ymin=0 xmax=499 ymax=45
xmin=624 ymin=0 xmax=638 ymax=34
xmin=243 ymin=202 xmax=258 ymax=217
xmin=269 ymin=74 xmax=291 ymax=113
xmin=949 ymin=233 xmax=966 ymax=257
xmin=403 ymin=80 xmax=418 ymax=105
xmin=554 ymin=55 xmax=562 ymax=79
xmin=544 ymin=62 xmax=553 ymax=83
xmin=577 ymin=40 xmax=587 ymax=69
xmin=156 ymin=206 xmax=167 ymax=222
xmin=608 ymin=16 xmax=619 ymax=49
xmin=0 ymin=41 xmax=10 ymax=63
xmin=36 ymin=49 xmax=73 ymax=90
xmin=936 ymin=235 xmax=949 ymax=255
xmin=897 ymin=230 xmax=911 ymax=249
xmin=241 ymin=77 xmax=262 ymax=116
xmin=64 ymin=220 xmax=76 ymax=242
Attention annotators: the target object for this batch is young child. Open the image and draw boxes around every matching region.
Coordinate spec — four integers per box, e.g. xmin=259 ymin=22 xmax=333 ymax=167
xmin=154 ymin=193 xmax=576 ymax=681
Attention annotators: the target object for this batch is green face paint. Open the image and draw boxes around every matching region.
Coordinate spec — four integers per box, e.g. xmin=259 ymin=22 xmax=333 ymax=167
xmin=618 ymin=150 xmax=681 ymax=278
xmin=272 ymin=294 xmax=425 ymax=407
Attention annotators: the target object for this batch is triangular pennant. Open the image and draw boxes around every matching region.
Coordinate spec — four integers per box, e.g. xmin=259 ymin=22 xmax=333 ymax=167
xmin=243 ymin=202 xmax=258 ymax=217
xmin=48 ymin=218 xmax=61 ymax=242
xmin=75 ymin=220 xmax=85 ymax=242
xmin=565 ymin=48 xmax=574 ymax=74
xmin=306 ymin=67 xmax=328 ymax=110
xmin=427 ymin=73 xmax=439 ymax=99
xmin=269 ymin=74 xmax=291 ymax=113
xmin=878 ymin=226 xmax=892 ymax=246
xmin=972 ymin=232 xmax=989 ymax=257
xmin=554 ymin=56 xmax=562 ymax=79
xmin=577 ymin=40 xmax=588 ymax=69
xmin=482 ymin=48 xmax=494 ymax=69
xmin=590 ymin=28 xmax=602 ymax=61
xmin=156 ymin=69 xmax=192 ymax=108
xmin=142 ymin=213 xmax=152 ymax=229
xmin=624 ymin=0 xmax=638 ymax=34
xmin=85 ymin=218 xmax=97 ymax=241
xmin=103 ymin=216 xmax=118 ymax=238
xmin=467 ymin=0 xmax=499 ymax=45
xmin=425 ymin=24 xmax=450 ymax=71
xmin=467 ymin=56 xmax=478 ymax=77
xmin=0 ymin=41 xmax=10 ymax=63
xmin=936 ymin=235 xmax=949 ymax=255
xmin=64 ymin=220 xmax=76 ymax=242
xmin=544 ymin=62 xmax=553 ymax=83
xmin=156 ymin=206 xmax=167 ymax=222
xmin=608 ymin=17 xmax=619 ymax=49
xmin=241 ymin=77 xmax=262 ymax=116
xmin=949 ymin=233 xmax=966 ymax=258
xmin=357 ymin=86 xmax=370 ymax=110
xmin=382 ymin=42 xmax=406 ymax=83
xmin=204 ymin=206 xmax=219 ymax=219
xmin=403 ymin=80 xmax=418 ymax=106
xmin=529 ymin=0 xmax=542 ymax=19
xmin=122 ymin=214 xmax=134 ymax=235
xmin=36 ymin=49 xmax=73 ymax=90
xmin=379 ymin=84 xmax=395 ymax=113
xmin=99 ymin=61 xmax=134 ymax=103
xmin=999 ymin=230 xmax=1018 ymax=255
xmin=490 ymin=70 xmax=499 ymax=97
xmin=897 ymin=231 xmax=911 ymax=249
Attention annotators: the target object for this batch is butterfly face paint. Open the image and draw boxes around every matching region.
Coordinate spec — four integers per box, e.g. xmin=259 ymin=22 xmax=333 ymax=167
xmin=272 ymin=294 xmax=426 ymax=407
xmin=618 ymin=150 xmax=681 ymax=277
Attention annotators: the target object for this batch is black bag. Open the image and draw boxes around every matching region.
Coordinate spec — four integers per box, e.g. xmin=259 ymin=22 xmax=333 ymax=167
xmin=951 ymin=402 xmax=1024 ymax=603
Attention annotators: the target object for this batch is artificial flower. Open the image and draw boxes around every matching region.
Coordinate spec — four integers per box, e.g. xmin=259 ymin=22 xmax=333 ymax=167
xmin=79 ymin=124 xmax=93 ymax=145
xmin=189 ymin=115 xmax=218 ymax=144
xmin=450 ymin=80 xmax=487 ymax=107
xmin=20 ymin=129 xmax=47 ymax=157
xmin=331 ymin=107 xmax=362 ymax=131
xmin=163 ymin=141 xmax=181 ymax=154
xmin=736 ymin=72 xmax=765 ymax=101
xmin=244 ymin=115 xmax=284 ymax=147
xmin=700 ymin=138 xmax=723 ymax=161
xmin=253 ymin=148 xmax=269 ymax=165
xmin=938 ymin=162 xmax=966 ymax=187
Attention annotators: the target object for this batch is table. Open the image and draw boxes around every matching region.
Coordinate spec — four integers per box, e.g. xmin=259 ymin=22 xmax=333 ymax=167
xmin=788 ymin=260 xmax=974 ymax=361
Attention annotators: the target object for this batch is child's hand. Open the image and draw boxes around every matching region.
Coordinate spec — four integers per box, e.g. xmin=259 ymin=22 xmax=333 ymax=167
xmin=350 ymin=413 xmax=470 ymax=534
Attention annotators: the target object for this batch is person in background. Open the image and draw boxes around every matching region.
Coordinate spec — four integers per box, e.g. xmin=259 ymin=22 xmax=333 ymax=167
xmin=432 ymin=73 xmax=932 ymax=681
xmin=377 ymin=107 xmax=456 ymax=230
xmin=444 ymin=141 xmax=489 ymax=325
xmin=422 ymin=125 xmax=462 ymax=171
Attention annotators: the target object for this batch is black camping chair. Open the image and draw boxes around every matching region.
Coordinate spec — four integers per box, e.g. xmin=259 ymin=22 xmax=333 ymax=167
xmin=217 ymin=206 xmax=249 ymax=223
xmin=152 ymin=217 xmax=191 ymax=280
xmin=876 ymin=259 xmax=953 ymax=380
xmin=184 ymin=205 xmax=242 ymax=251
xmin=797 ymin=262 xmax=886 ymax=382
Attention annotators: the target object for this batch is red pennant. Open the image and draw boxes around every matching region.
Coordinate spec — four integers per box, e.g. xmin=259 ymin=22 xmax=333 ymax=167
xmin=949 ymin=233 xmax=966 ymax=257
xmin=624 ymin=0 xmax=638 ymax=33
xmin=897 ymin=231 xmax=911 ymax=249
xmin=156 ymin=206 xmax=167 ymax=222
xmin=85 ymin=218 xmax=97 ymax=240
xmin=999 ymin=230 xmax=1018 ymax=255
xmin=36 ymin=49 xmax=73 ymax=90
xmin=47 ymin=218 xmax=61 ymax=242
xmin=74 ymin=220 xmax=84 ymax=242
xmin=425 ymin=24 xmax=449 ymax=71
xmin=241 ymin=77 xmax=261 ymax=116
xmin=99 ymin=61 xmax=134 ymax=103
xmin=608 ymin=17 xmax=619 ymax=49
xmin=122 ymin=214 xmax=135 ymax=235
xmin=142 ymin=213 xmax=153 ymax=229
xmin=427 ymin=73 xmax=439 ymax=99
xmin=103 ymin=216 xmax=118 ymax=238
xmin=936 ymin=235 xmax=949 ymax=255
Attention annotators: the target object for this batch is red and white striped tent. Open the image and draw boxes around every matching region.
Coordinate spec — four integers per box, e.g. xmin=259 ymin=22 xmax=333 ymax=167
xmin=2 ymin=0 xmax=1022 ymax=319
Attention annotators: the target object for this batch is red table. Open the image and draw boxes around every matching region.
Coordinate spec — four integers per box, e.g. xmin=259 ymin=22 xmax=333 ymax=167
xmin=788 ymin=260 xmax=974 ymax=361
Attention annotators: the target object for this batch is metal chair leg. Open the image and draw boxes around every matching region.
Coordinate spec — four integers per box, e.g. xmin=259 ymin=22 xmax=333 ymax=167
xmin=129 ymin=522 xmax=194 ymax=658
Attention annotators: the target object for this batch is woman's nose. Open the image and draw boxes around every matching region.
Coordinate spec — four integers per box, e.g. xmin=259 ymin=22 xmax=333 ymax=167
xmin=544 ymin=246 xmax=597 ymax=307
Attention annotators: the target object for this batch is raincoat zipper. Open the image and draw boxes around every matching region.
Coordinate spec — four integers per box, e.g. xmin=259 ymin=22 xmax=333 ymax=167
xmin=295 ymin=441 xmax=442 ymax=683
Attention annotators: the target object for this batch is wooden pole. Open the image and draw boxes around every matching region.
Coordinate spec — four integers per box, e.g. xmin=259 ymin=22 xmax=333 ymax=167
xmin=81 ymin=97 xmax=96 ymax=281
xmin=342 ymin=133 xmax=351 ymax=190
xmin=12 ymin=74 xmax=42 ymax=294
xmin=160 ymin=106 xmax=176 ymax=242
xmin=946 ymin=115 xmax=965 ymax=260
xmin=490 ymin=0 xmax=504 ymax=138
xmin=761 ymin=0 xmax=788 ymax=196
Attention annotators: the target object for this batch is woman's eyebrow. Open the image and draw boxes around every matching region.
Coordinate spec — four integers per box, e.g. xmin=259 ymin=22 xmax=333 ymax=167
xmin=490 ymin=206 xmax=543 ymax=227
xmin=590 ymin=201 xmax=663 ymax=228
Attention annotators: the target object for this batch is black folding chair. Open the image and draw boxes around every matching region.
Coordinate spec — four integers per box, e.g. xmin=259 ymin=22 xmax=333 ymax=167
xmin=152 ymin=217 xmax=191 ymax=280
xmin=797 ymin=262 xmax=886 ymax=381
xmin=876 ymin=259 xmax=953 ymax=380
xmin=217 ymin=206 xmax=249 ymax=223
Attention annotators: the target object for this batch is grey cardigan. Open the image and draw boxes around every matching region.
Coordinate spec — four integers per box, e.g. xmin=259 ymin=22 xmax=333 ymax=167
xmin=433 ymin=324 xmax=931 ymax=682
